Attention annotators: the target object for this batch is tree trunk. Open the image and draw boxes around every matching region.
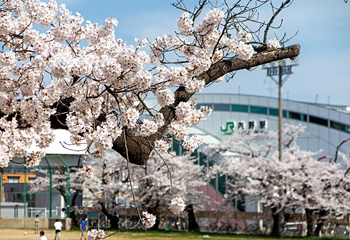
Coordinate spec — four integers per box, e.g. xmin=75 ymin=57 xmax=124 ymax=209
xmin=271 ymin=207 xmax=283 ymax=237
xmin=314 ymin=210 xmax=327 ymax=237
xmin=107 ymin=214 xmax=119 ymax=229
xmin=147 ymin=206 xmax=161 ymax=230
xmin=70 ymin=190 xmax=81 ymax=226
xmin=305 ymin=208 xmax=315 ymax=237
xmin=99 ymin=202 xmax=119 ymax=229
xmin=186 ymin=204 xmax=199 ymax=231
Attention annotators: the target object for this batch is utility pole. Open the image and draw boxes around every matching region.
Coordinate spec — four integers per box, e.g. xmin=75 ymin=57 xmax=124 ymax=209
xmin=262 ymin=59 xmax=298 ymax=163
xmin=278 ymin=64 xmax=283 ymax=163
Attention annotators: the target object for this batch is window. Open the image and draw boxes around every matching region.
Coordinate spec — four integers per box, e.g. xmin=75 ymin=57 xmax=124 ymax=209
xmin=300 ymin=114 xmax=307 ymax=121
xmin=8 ymin=177 xmax=20 ymax=183
xmin=309 ymin=115 xmax=328 ymax=127
xmin=213 ymin=104 xmax=230 ymax=111
xmin=269 ymin=108 xmax=287 ymax=117
xmin=231 ymin=104 xmax=249 ymax=112
xmin=330 ymin=121 xmax=350 ymax=133
xmin=28 ymin=177 xmax=36 ymax=183
xmin=289 ymin=111 xmax=300 ymax=120
xmin=288 ymin=111 xmax=307 ymax=121
xmin=250 ymin=106 xmax=267 ymax=115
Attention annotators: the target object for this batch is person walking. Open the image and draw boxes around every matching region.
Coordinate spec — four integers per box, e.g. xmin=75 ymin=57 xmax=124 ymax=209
xmin=34 ymin=215 xmax=40 ymax=234
xmin=39 ymin=231 xmax=47 ymax=240
xmin=54 ymin=219 xmax=63 ymax=240
xmin=80 ymin=218 xmax=88 ymax=240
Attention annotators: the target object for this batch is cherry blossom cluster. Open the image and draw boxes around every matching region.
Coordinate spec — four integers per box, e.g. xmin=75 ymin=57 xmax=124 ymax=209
xmin=141 ymin=211 xmax=156 ymax=229
xmin=81 ymin=165 xmax=94 ymax=179
xmin=25 ymin=152 xmax=45 ymax=168
xmin=169 ymin=197 xmax=186 ymax=215
xmin=149 ymin=8 xmax=258 ymax=87
xmin=237 ymin=30 xmax=252 ymax=43
xmin=134 ymin=113 xmax=164 ymax=137
xmin=268 ymin=38 xmax=281 ymax=50
xmin=154 ymin=139 xmax=171 ymax=153
xmin=196 ymin=9 xmax=225 ymax=35
xmin=120 ymin=108 xmax=139 ymax=128
xmin=0 ymin=116 xmax=35 ymax=168
xmin=168 ymin=102 xmax=211 ymax=142
xmin=177 ymin=12 xmax=193 ymax=36
xmin=87 ymin=229 xmax=105 ymax=240
xmin=182 ymin=135 xmax=204 ymax=153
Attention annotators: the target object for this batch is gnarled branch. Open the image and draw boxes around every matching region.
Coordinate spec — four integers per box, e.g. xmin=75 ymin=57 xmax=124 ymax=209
xmin=113 ymin=44 xmax=300 ymax=165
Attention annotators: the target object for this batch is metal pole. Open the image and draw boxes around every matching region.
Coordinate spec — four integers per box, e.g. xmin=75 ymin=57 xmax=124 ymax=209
xmin=66 ymin=168 xmax=70 ymax=218
xmin=49 ymin=168 xmax=52 ymax=218
xmin=44 ymin=157 xmax=53 ymax=218
xmin=57 ymin=155 xmax=70 ymax=218
xmin=24 ymin=160 xmax=27 ymax=218
xmin=278 ymin=65 xmax=283 ymax=163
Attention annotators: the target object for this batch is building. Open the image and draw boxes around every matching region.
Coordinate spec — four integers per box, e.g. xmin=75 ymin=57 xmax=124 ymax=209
xmin=0 ymin=130 xmax=86 ymax=219
xmin=193 ymin=93 xmax=350 ymax=158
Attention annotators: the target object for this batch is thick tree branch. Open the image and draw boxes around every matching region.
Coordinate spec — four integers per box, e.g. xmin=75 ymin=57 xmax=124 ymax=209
xmin=113 ymin=44 xmax=300 ymax=165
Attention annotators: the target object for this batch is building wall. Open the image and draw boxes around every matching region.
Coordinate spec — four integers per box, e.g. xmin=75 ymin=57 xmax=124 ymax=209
xmin=194 ymin=94 xmax=350 ymax=158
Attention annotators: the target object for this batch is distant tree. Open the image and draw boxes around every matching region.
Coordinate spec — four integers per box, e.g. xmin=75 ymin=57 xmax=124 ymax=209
xmin=111 ymin=151 xmax=207 ymax=230
xmin=205 ymin=124 xmax=350 ymax=237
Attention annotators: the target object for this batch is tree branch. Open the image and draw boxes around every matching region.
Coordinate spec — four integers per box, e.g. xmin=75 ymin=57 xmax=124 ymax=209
xmin=112 ymin=44 xmax=300 ymax=165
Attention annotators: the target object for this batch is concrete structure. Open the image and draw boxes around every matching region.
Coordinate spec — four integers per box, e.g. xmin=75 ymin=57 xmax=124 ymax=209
xmin=0 ymin=217 xmax=71 ymax=230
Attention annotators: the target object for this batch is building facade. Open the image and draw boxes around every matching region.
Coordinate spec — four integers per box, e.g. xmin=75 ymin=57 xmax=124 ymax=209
xmin=193 ymin=94 xmax=350 ymax=158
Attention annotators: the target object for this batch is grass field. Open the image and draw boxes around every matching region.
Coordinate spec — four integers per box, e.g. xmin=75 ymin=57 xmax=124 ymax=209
xmin=0 ymin=229 xmax=348 ymax=240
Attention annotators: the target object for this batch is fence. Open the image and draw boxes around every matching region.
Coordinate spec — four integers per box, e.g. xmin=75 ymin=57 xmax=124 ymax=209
xmin=27 ymin=206 xmax=64 ymax=218
xmin=0 ymin=202 xmax=65 ymax=219
xmin=75 ymin=208 xmax=350 ymax=237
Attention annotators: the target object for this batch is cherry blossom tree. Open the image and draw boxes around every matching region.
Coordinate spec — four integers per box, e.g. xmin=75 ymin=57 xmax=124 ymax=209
xmin=100 ymin=151 xmax=207 ymax=230
xmin=205 ymin=124 xmax=350 ymax=236
xmin=0 ymin=0 xmax=300 ymax=170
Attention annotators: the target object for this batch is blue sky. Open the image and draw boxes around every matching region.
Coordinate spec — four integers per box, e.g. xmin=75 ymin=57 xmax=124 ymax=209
xmin=57 ymin=0 xmax=350 ymax=106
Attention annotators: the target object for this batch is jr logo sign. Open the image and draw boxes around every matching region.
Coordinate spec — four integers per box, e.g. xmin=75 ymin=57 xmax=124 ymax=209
xmin=220 ymin=122 xmax=235 ymax=135
xmin=220 ymin=120 xmax=268 ymax=135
